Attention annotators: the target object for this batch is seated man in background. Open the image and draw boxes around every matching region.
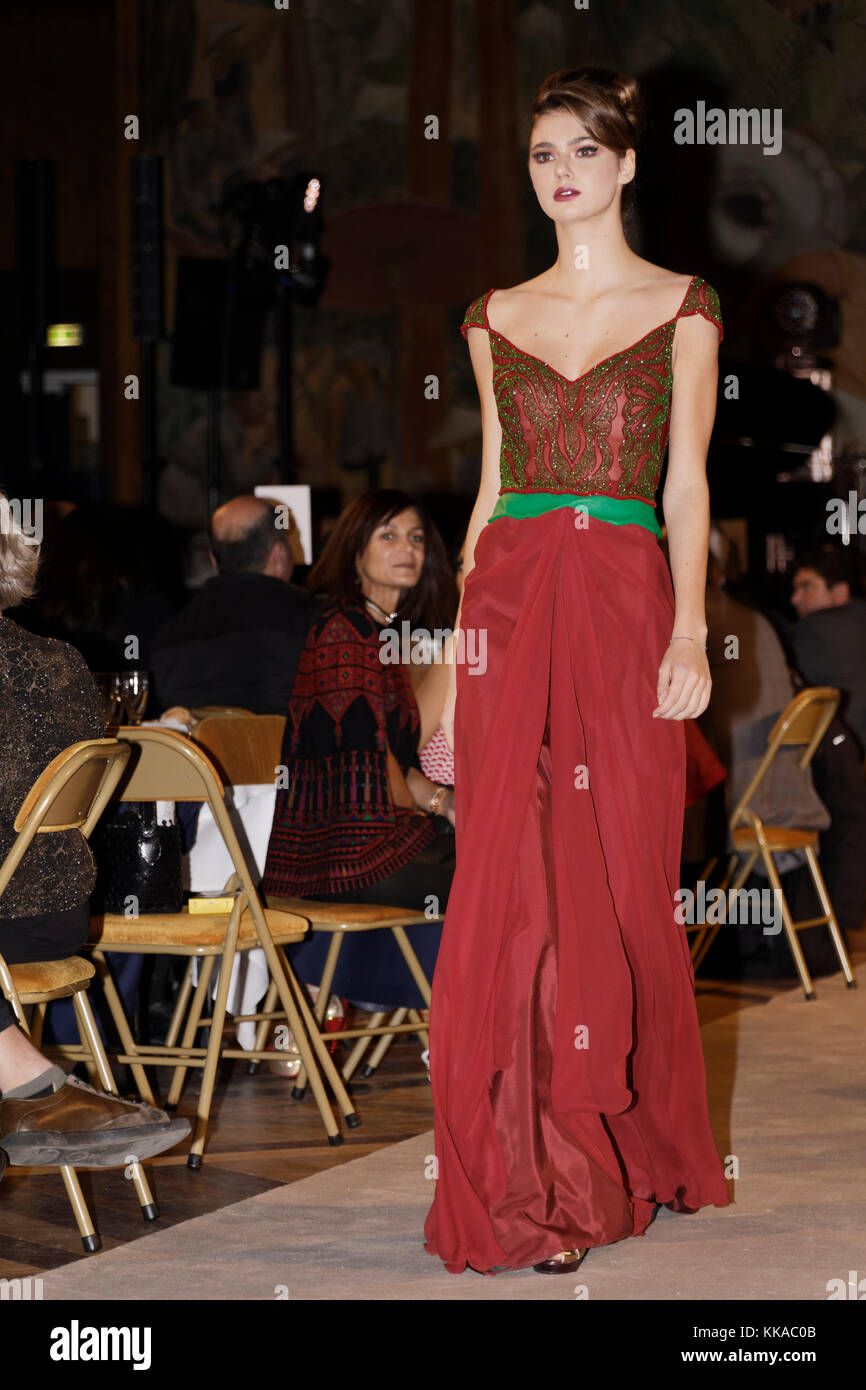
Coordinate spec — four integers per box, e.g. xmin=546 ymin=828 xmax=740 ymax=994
xmin=789 ymin=547 xmax=866 ymax=758
xmin=152 ymin=496 xmax=320 ymax=716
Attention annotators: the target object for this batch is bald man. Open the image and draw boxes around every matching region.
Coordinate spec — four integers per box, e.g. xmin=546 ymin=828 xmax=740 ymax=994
xmin=152 ymin=497 xmax=320 ymax=715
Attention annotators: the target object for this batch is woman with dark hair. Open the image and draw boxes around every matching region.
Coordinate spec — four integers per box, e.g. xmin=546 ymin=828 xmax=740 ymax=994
xmin=261 ymin=490 xmax=458 ymax=1013
xmin=424 ymin=67 xmax=731 ymax=1275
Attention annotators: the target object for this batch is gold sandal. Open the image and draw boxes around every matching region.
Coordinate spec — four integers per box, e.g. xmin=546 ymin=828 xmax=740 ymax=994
xmin=532 ymin=1248 xmax=586 ymax=1274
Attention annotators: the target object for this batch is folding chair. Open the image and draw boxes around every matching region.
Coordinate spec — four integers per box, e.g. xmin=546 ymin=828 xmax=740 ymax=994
xmin=87 ymin=727 xmax=359 ymax=1166
xmin=0 ymin=737 xmax=160 ymax=1251
xmin=191 ymin=717 xmax=441 ymax=1092
xmin=690 ymin=687 xmax=857 ymax=999
xmin=254 ymin=899 xmax=437 ymax=1098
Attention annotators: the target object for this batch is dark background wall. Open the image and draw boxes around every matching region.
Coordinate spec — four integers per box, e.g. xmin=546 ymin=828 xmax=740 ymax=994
xmin=2 ymin=0 xmax=865 ymax=549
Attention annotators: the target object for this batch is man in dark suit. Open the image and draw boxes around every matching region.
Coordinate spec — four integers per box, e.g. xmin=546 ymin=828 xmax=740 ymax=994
xmin=790 ymin=548 xmax=866 ymax=757
xmin=787 ymin=547 xmax=866 ymax=948
xmin=152 ymin=496 xmax=320 ymax=716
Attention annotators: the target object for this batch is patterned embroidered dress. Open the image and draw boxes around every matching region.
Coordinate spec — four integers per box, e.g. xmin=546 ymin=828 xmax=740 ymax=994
xmin=261 ymin=605 xmax=444 ymax=1009
xmin=261 ymin=605 xmax=435 ymax=898
xmin=424 ymin=275 xmax=731 ymax=1275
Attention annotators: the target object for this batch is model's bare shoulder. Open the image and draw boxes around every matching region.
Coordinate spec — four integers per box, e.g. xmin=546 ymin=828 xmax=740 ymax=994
xmin=487 ymin=276 xmax=553 ymax=332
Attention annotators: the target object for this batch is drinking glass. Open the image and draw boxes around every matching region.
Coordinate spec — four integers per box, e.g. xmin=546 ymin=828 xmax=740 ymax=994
xmin=93 ymin=672 xmax=123 ymax=725
xmin=118 ymin=670 xmax=150 ymax=725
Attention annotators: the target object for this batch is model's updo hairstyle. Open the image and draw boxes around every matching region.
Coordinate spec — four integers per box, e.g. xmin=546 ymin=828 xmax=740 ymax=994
xmin=530 ymin=66 xmax=645 ymax=221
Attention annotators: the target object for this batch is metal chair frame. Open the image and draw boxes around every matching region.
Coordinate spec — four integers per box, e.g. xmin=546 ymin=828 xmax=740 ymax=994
xmin=81 ymin=726 xmax=359 ymax=1163
xmin=689 ymin=688 xmax=857 ymax=1000
xmin=0 ymin=737 xmax=158 ymax=1251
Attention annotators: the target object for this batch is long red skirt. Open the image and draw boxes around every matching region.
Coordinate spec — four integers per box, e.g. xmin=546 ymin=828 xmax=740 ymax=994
xmin=423 ymin=507 xmax=730 ymax=1274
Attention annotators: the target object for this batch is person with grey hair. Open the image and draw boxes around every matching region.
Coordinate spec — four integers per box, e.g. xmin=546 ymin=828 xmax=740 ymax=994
xmin=0 ymin=493 xmax=190 ymax=1181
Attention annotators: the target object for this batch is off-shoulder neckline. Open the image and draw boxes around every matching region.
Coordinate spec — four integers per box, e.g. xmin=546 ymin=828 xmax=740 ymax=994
xmin=474 ymin=274 xmax=701 ymax=386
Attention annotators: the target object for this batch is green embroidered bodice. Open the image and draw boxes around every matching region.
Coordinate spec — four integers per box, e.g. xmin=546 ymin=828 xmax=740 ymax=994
xmin=461 ymin=274 xmax=723 ymax=533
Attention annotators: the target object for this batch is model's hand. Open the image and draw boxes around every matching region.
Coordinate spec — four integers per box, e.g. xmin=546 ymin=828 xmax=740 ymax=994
xmin=653 ymin=640 xmax=711 ymax=720
xmin=440 ymin=789 xmax=456 ymax=827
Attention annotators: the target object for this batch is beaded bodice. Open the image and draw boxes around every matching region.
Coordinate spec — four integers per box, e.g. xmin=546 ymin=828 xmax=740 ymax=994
xmin=461 ymin=275 xmax=723 ymax=505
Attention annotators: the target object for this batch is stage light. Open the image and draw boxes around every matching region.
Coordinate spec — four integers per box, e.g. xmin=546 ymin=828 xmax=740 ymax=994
xmin=46 ymin=322 xmax=83 ymax=348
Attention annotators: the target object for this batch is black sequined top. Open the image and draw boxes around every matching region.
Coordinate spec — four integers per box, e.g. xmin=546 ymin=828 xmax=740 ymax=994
xmin=0 ymin=615 xmax=105 ymax=918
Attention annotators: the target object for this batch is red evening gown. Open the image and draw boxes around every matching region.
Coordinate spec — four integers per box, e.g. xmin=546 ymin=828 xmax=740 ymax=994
xmin=424 ymin=275 xmax=732 ymax=1274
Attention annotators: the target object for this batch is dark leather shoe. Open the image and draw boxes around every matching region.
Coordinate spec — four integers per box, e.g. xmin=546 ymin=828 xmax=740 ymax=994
xmin=532 ymin=1248 xmax=587 ymax=1274
xmin=0 ymin=1075 xmax=190 ymax=1167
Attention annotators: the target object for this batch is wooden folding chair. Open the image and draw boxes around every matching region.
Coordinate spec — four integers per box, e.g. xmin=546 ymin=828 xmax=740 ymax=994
xmin=86 ymin=726 xmax=359 ymax=1166
xmin=690 ymin=687 xmax=857 ymax=999
xmin=192 ymin=717 xmax=442 ymax=1092
xmin=0 ymin=737 xmax=160 ymax=1252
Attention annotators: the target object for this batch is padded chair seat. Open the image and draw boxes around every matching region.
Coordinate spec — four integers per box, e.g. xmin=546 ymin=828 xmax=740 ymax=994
xmin=732 ymin=825 xmax=819 ymax=852
xmin=90 ymin=907 xmax=308 ymax=950
xmin=10 ymin=955 xmax=95 ymax=1000
xmin=267 ymin=895 xmax=442 ymax=930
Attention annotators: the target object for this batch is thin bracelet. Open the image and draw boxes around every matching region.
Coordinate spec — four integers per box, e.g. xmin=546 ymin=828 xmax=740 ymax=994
xmin=669 ymin=635 xmax=707 ymax=650
xmin=428 ymin=785 xmax=448 ymax=815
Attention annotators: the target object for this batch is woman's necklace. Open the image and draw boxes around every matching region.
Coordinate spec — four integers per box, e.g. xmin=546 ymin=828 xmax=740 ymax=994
xmin=364 ymin=596 xmax=398 ymax=624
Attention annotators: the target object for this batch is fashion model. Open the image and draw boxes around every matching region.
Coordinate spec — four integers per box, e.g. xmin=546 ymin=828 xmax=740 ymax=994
xmin=424 ymin=66 xmax=731 ymax=1276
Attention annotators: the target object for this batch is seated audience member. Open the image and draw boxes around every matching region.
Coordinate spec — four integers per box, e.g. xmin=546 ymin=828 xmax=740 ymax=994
xmin=0 ymin=493 xmax=189 ymax=1181
xmin=152 ymin=496 xmax=320 ymax=715
xmin=261 ymin=490 xmax=458 ymax=1014
xmin=690 ymin=531 xmax=840 ymax=976
xmin=789 ymin=547 xmax=866 ymax=757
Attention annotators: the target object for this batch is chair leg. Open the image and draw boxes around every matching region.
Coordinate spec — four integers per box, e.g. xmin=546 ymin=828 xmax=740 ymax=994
xmin=758 ymin=846 xmax=816 ymax=999
xmin=164 ymin=959 xmax=195 ymax=1048
xmin=187 ymin=941 xmax=238 ymax=1170
xmin=258 ymin=935 xmax=357 ymax=1139
xmin=407 ymin=1007 xmax=429 ymax=1048
xmin=248 ymin=979 xmax=279 ymax=1074
xmin=692 ymin=850 xmax=745 ymax=973
xmin=342 ymin=1011 xmax=386 ymax=1082
xmin=390 ymin=925 xmax=433 ymax=1006
xmin=166 ymin=956 xmax=215 ymax=1109
xmin=59 ymin=1165 xmax=101 ymax=1253
xmin=292 ymin=935 xmax=342 ymax=1099
xmin=29 ymin=1001 xmax=46 ymax=1052
xmin=90 ymin=950 xmax=156 ymax=1105
xmin=361 ymin=1008 xmax=405 ymax=1077
xmin=71 ymin=990 xmax=159 ymax=1222
xmin=803 ymin=844 xmax=856 ymax=986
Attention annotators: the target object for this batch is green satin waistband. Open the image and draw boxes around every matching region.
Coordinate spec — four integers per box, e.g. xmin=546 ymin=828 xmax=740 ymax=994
xmin=487 ymin=491 xmax=662 ymax=537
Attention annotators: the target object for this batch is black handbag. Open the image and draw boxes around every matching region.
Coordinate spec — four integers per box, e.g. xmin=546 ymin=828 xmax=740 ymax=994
xmin=91 ymin=802 xmax=184 ymax=915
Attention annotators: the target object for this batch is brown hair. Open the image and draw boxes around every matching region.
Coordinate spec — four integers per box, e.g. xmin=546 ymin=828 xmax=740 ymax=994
xmin=531 ymin=66 xmax=645 ymax=221
xmin=305 ymin=489 xmax=458 ymax=629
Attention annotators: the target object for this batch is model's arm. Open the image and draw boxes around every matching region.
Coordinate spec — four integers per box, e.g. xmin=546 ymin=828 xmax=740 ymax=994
xmin=440 ymin=326 xmax=503 ymax=750
xmin=655 ymin=311 xmax=720 ymax=720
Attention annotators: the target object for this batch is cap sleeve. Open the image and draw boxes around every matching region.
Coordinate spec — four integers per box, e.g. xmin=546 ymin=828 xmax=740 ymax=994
xmin=460 ymin=291 xmax=490 ymax=340
xmin=678 ymin=277 xmax=723 ymax=342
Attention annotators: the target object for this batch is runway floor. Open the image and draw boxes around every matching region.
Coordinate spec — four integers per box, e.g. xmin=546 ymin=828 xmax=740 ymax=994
xmin=2 ymin=935 xmax=863 ymax=1301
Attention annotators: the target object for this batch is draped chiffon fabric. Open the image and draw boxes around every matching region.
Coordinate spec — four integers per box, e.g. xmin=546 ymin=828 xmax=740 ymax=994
xmin=423 ymin=507 xmax=731 ymax=1274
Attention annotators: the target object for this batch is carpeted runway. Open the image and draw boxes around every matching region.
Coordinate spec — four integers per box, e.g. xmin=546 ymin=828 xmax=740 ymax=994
xmin=41 ymin=974 xmax=866 ymax=1300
